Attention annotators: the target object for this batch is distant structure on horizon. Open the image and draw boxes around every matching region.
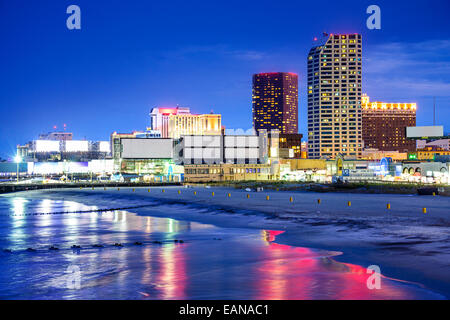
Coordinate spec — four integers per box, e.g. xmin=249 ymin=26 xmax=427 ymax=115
xmin=149 ymin=107 xmax=221 ymax=139
xmin=17 ymin=129 xmax=110 ymax=162
xmin=307 ymin=33 xmax=362 ymax=159
xmin=38 ymin=131 xmax=73 ymax=141
xmin=362 ymin=94 xmax=416 ymax=153
xmin=252 ymin=72 xmax=299 ymax=134
xmin=417 ymin=138 xmax=449 ymax=151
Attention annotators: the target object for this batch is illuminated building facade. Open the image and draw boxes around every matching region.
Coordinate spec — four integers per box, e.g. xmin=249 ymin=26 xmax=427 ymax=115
xmin=361 ymin=148 xmax=407 ymax=161
xmin=401 ymin=161 xmax=449 ymax=183
xmin=301 ymin=141 xmax=308 ymax=159
xmin=110 ymin=131 xmax=175 ymax=177
xmin=18 ymin=138 xmax=110 ymax=162
xmin=279 ymin=133 xmax=303 ymax=159
xmin=252 ymin=72 xmax=298 ymax=134
xmin=307 ymin=34 xmax=362 ymax=159
xmin=408 ymin=146 xmax=450 ymax=161
xmin=184 ymin=163 xmax=275 ymax=182
xmin=362 ymin=94 xmax=416 ymax=152
xmin=150 ymin=107 xmax=221 ymax=139
xmin=266 ymin=131 xmax=303 ymax=159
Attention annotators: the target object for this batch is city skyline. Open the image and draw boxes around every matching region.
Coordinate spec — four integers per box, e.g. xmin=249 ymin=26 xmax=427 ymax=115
xmin=0 ymin=1 xmax=450 ymax=304
xmin=1 ymin=0 xmax=450 ymax=159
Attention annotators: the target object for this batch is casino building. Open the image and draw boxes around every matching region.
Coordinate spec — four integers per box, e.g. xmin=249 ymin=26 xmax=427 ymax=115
xmin=149 ymin=107 xmax=221 ymax=139
xmin=361 ymin=94 xmax=416 ymax=152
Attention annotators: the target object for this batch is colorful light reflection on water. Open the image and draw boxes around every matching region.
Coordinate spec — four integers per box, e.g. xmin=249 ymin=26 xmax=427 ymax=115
xmin=0 ymin=197 xmax=443 ymax=300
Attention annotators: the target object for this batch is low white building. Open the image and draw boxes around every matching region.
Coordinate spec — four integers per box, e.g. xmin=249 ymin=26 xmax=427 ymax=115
xmin=177 ymin=133 xmax=267 ymax=165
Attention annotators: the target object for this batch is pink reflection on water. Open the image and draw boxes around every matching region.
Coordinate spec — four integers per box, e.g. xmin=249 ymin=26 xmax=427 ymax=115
xmin=332 ymin=262 xmax=416 ymax=300
xmin=157 ymin=243 xmax=188 ymax=299
xmin=140 ymin=218 xmax=188 ymax=300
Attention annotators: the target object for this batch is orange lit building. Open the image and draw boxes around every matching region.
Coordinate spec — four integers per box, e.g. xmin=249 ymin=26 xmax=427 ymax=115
xmin=408 ymin=146 xmax=450 ymax=161
xmin=252 ymin=72 xmax=299 ymax=134
xmin=300 ymin=141 xmax=308 ymax=159
xmin=362 ymin=94 xmax=416 ymax=152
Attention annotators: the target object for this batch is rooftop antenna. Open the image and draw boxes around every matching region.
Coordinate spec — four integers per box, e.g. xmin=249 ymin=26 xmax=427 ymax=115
xmin=312 ymin=32 xmax=329 ymax=46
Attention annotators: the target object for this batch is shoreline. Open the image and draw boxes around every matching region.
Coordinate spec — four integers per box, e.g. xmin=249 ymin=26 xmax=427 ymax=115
xmin=202 ymin=181 xmax=450 ymax=196
xmin=2 ymin=181 xmax=449 ymax=196
xmin=2 ymin=186 xmax=450 ymax=299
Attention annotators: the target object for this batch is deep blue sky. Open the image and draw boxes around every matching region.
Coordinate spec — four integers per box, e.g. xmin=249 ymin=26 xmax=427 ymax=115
xmin=1 ymin=0 xmax=450 ymax=159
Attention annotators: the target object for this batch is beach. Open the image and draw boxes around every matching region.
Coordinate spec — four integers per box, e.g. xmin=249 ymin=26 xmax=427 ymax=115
xmin=0 ymin=186 xmax=449 ymax=299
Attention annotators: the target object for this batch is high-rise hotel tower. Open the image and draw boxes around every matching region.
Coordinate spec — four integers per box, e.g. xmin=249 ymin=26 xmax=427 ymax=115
xmin=252 ymin=72 xmax=299 ymax=134
xmin=307 ymin=34 xmax=362 ymax=159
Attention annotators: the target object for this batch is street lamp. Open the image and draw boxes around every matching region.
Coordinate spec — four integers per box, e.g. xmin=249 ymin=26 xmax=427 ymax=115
xmin=14 ymin=155 xmax=22 ymax=183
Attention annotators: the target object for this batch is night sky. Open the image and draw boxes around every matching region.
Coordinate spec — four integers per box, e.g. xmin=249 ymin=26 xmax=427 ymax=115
xmin=1 ymin=0 xmax=450 ymax=159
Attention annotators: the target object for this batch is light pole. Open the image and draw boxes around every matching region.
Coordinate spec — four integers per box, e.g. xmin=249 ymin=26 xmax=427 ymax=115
xmin=14 ymin=155 xmax=22 ymax=183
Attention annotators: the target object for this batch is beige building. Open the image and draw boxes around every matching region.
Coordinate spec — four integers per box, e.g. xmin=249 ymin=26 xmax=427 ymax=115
xmin=184 ymin=163 xmax=275 ymax=182
xmin=361 ymin=148 xmax=407 ymax=161
xmin=279 ymin=159 xmax=327 ymax=171
xmin=150 ymin=107 xmax=221 ymax=139
xmin=307 ymin=33 xmax=362 ymax=159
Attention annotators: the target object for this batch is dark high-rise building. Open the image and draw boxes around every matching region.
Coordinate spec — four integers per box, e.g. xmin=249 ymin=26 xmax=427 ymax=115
xmin=307 ymin=34 xmax=362 ymax=159
xmin=252 ymin=72 xmax=298 ymax=134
